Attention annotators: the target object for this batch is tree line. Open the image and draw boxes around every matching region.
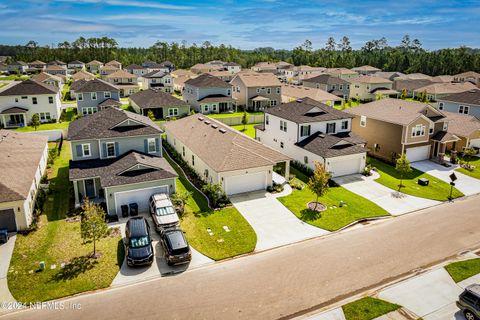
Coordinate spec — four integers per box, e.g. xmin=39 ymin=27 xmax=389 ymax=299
xmin=1 ymin=35 xmax=479 ymax=76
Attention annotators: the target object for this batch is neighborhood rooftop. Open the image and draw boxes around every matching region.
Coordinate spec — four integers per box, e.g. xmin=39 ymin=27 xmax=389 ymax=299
xmin=0 ymin=79 xmax=58 ymax=96
xmin=438 ymin=89 xmax=480 ymax=105
xmin=74 ymin=78 xmax=119 ymax=93
xmin=130 ymin=89 xmax=190 ymax=109
xmin=185 ymin=73 xmax=232 ymax=88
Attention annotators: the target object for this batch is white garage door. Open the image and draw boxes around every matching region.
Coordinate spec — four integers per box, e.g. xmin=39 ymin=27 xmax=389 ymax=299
xmin=225 ymin=172 xmax=267 ymax=195
xmin=406 ymin=145 xmax=431 ymax=162
xmin=329 ymin=156 xmax=363 ymax=177
xmin=114 ymin=185 xmax=169 ymax=215
xmin=470 ymin=139 xmax=480 ymax=148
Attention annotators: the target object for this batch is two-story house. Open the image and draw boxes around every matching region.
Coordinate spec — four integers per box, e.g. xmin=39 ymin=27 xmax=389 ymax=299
xmin=437 ymin=89 xmax=480 ymax=118
xmin=47 ymin=60 xmax=67 ymax=68
xmin=31 ymin=72 xmax=64 ymax=88
xmin=349 ymin=76 xmax=396 ymax=101
xmin=282 ymin=65 xmax=326 ymax=84
xmin=141 ymin=70 xmax=173 ymax=92
xmin=346 ymin=98 xmax=452 ymax=163
xmin=105 ymin=60 xmax=122 ymax=69
xmin=104 ymin=70 xmax=140 ymax=97
xmin=7 ymin=61 xmax=28 ymax=74
xmin=75 ymin=79 xmax=121 ymax=115
xmin=326 ymin=68 xmax=359 ymax=80
xmin=224 ymin=62 xmax=241 ymax=74
xmin=0 ymin=80 xmax=61 ymax=128
xmin=255 ymin=97 xmax=367 ymax=177
xmin=45 ymin=64 xmax=68 ymax=76
xmin=28 ymin=60 xmax=47 ymax=71
xmin=100 ymin=65 xmax=120 ymax=77
xmin=68 ymin=108 xmax=178 ymax=217
xmin=453 ymin=71 xmax=480 ymax=86
xmin=351 ymin=65 xmax=381 ymax=75
xmin=302 ymin=74 xmax=350 ymax=100
xmin=183 ymin=73 xmax=235 ymax=114
xmin=125 ymin=64 xmax=149 ymax=77
xmin=413 ymin=82 xmax=477 ymax=101
xmin=393 ymin=79 xmax=433 ymax=98
xmin=230 ymin=73 xmax=282 ymax=111
xmin=72 ymin=70 xmax=96 ymax=82
xmin=86 ymin=60 xmax=104 ymax=73
xmin=68 ymin=60 xmax=85 ymax=70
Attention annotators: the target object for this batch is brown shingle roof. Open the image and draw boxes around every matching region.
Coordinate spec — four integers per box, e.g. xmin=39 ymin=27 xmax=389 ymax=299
xmin=105 ymin=69 xmax=138 ymax=79
xmin=87 ymin=60 xmax=103 ymax=65
xmin=232 ymin=73 xmax=281 ymax=87
xmin=164 ymin=114 xmax=290 ymax=172
xmin=0 ymin=130 xmax=47 ymax=202
xmin=130 ymin=89 xmax=190 ymax=109
xmin=72 ymin=70 xmax=96 ymax=82
xmin=414 ymin=82 xmax=477 ymax=95
xmin=75 ymin=78 xmax=119 ymax=93
xmin=0 ymin=80 xmax=58 ymax=96
xmin=351 ymin=65 xmax=381 ymax=72
xmin=281 ymin=85 xmax=342 ymax=102
xmin=350 ymin=75 xmax=392 ymax=84
xmin=185 ymin=73 xmax=231 ymax=88
xmin=303 ymin=74 xmax=349 ymax=85
xmin=296 ymin=131 xmax=368 ymax=158
xmin=443 ymin=111 xmax=480 ymax=138
xmin=45 ymin=65 xmax=67 ymax=71
xmin=439 ymin=89 xmax=480 ymax=106
xmin=393 ymin=79 xmax=434 ymax=92
xmin=31 ymin=72 xmax=62 ymax=83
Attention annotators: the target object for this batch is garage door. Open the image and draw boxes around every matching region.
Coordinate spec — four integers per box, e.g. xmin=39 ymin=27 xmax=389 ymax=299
xmin=225 ymin=172 xmax=267 ymax=195
xmin=0 ymin=209 xmax=17 ymax=232
xmin=114 ymin=185 xmax=169 ymax=215
xmin=470 ymin=139 xmax=480 ymax=148
xmin=406 ymin=145 xmax=431 ymax=162
xmin=329 ymin=156 xmax=363 ymax=177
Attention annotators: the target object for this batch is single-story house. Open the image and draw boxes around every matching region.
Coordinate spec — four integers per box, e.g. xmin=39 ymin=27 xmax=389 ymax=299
xmin=130 ymin=89 xmax=191 ymax=119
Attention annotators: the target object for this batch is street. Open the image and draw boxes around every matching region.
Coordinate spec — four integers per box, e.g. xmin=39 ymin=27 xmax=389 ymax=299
xmin=4 ymin=195 xmax=480 ymax=320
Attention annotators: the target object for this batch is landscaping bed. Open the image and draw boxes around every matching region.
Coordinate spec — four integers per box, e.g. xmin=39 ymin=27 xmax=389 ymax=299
xmin=15 ymin=107 xmax=76 ymax=132
xmin=445 ymin=258 xmax=480 ymax=283
xmin=456 ymin=155 xmax=480 ymax=180
xmin=278 ymin=168 xmax=389 ymax=231
xmin=368 ymin=157 xmax=464 ymax=201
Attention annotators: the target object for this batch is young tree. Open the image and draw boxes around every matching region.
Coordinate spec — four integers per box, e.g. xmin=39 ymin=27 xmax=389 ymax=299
xmin=171 ymin=190 xmax=192 ymax=216
xmin=147 ymin=110 xmax=156 ymax=121
xmin=80 ymin=199 xmax=108 ymax=258
xmin=201 ymin=183 xmax=225 ymax=208
xmin=31 ymin=113 xmax=40 ymax=131
xmin=400 ymin=88 xmax=407 ymax=100
xmin=395 ymin=154 xmax=412 ymax=191
xmin=464 ymin=147 xmax=477 ymax=165
xmin=241 ymin=110 xmax=249 ymax=131
xmin=307 ymin=161 xmax=330 ymax=210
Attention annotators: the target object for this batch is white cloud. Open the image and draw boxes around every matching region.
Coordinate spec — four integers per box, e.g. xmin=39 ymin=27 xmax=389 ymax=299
xmin=55 ymin=0 xmax=194 ymax=10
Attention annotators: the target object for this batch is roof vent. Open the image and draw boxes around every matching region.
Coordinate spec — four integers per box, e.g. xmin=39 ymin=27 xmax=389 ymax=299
xmin=319 ymin=133 xmax=326 ymax=138
xmin=204 ymin=120 xmax=211 ymax=125
xmin=198 ymin=116 xmax=204 ymax=121
xmin=296 ymin=99 xmax=303 ymax=103
xmin=219 ymin=128 xmax=227 ymax=133
xmin=211 ymin=124 xmax=218 ymax=129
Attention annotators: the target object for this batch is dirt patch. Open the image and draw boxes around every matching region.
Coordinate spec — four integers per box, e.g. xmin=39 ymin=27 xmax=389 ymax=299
xmin=307 ymin=202 xmax=327 ymax=212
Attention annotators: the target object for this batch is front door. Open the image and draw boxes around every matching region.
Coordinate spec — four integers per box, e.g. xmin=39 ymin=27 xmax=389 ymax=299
xmin=433 ymin=142 xmax=439 ymax=157
xmin=9 ymin=114 xmax=24 ymax=126
xmin=85 ymin=179 xmax=95 ymax=198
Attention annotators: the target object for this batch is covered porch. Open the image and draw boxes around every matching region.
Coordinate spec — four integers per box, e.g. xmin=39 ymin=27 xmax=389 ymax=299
xmin=198 ymin=95 xmax=237 ymax=114
xmin=372 ymin=88 xmax=399 ymax=99
xmin=431 ymin=131 xmax=461 ymax=164
xmin=72 ymin=177 xmax=105 ymax=208
xmin=250 ymin=95 xmax=271 ymax=111
xmin=0 ymin=107 xmax=28 ymax=128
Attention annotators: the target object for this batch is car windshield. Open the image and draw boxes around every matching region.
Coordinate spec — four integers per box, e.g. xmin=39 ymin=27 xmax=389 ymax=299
xmin=129 ymin=236 xmax=150 ymax=248
xmin=155 ymin=206 xmax=175 ymax=216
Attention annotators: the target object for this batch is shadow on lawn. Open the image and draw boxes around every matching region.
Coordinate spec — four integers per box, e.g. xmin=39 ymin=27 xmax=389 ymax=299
xmin=116 ymin=239 xmax=125 ymax=268
xmin=46 ymin=166 xmax=72 ymax=222
xmin=300 ymin=208 xmax=322 ymax=221
xmin=50 ymin=256 xmax=98 ymax=282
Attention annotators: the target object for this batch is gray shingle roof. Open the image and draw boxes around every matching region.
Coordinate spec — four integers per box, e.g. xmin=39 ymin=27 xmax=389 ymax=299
xmin=303 ymin=74 xmax=349 ymax=85
xmin=130 ymin=89 xmax=190 ymax=109
xmin=439 ymin=89 xmax=480 ymax=106
xmin=185 ymin=73 xmax=231 ymax=88
xmin=0 ymin=80 xmax=58 ymax=96
xmin=75 ymin=79 xmax=119 ymax=93
xmin=296 ymin=131 xmax=368 ymax=158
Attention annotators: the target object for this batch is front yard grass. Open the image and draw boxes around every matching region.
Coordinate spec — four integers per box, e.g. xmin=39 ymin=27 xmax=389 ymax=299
xmin=368 ymin=158 xmax=464 ymax=201
xmin=342 ymin=297 xmax=401 ymax=320
xmin=231 ymin=124 xmax=258 ymax=138
xmin=7 ymin=141 xmax=123 ymax=303
xmin=163 ymin=148 xmax=256 ymax=260
xmin=456 ymin=156 xmax=480 ymax=180
xmin=278 ymin=168 xmax=389 ymax=231
xmin=445 ymin=258 xmax=480 ymax=283
xmin=207 ymin=111 xmax=263 ymax=119
xmin=14 ymin=108 xmax=76 ymax=132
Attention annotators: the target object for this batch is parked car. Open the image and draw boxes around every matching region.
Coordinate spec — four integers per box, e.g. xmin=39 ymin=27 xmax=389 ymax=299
xmin=125 ymin=217 xmax=154 ymax=267
xmin=456 ymin=284 xmax=480 ymax=320
xmin=149 ymin=193 xmax=179 ymax=232
xmin=0 ymin=228 xmax=9 ymax=244
xmin=160 ymin=228 xmax=192 ymax=266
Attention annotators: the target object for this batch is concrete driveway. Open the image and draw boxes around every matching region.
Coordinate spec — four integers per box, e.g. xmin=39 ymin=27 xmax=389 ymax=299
xmin=334 ymin=173 xmax=440 ymax=216
xmin=231 ymin=192 xmax=329 ymax=251
xmin=111 ymin=213 xmax=213 ymax=286
xmin=0 ymin=235 xmax=17 ymax=314
xmin=411 ymin=160 xmax=480 ymax=196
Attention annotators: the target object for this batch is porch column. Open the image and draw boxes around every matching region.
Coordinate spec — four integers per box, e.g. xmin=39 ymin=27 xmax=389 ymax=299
xmin=73 ymin=180 xmax=80 ymax=207
xmin=284 ymin=160 xmax=290 ymax=180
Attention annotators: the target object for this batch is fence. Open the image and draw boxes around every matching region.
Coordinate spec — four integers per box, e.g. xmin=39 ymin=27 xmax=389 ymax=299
xmin=213 ymin=114 xmax=264 ymax=126
xmin=27 ymin=129 xmax=64 ymax=142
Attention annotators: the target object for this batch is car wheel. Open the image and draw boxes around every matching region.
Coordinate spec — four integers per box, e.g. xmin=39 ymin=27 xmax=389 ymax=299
xmin=464 ymin=310 xmax=478 ymax=320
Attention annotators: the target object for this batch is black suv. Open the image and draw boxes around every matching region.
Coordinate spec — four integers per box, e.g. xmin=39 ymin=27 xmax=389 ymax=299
xmin=457 ymin=284 xmax=480 ymax=320
xmin=160 ymin=228 xmax=191 ymax=266
xmin=125 ymin=217 xmax=154 ymax=267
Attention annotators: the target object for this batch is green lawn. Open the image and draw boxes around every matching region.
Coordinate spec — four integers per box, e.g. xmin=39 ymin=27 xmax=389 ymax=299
xmin=207 ymin=111 xmax=263 ymax=119
xmin=278 ymin=168 xmax=389 ymax=231
xmin=0 ymin=83 xmax=7 ymax=88
xmin=445 ymin=258 xmax=480 ymax=283
xmin=342 ymin=297 xmax=401 ymax=320
xmin=456 ymin=156 xmax=480 ymax=180
xmin=231 ymin=124 xmax=258 ymax=138
xmin=163 ymin=148 xmax=257 ymax=260
xmin=8 ymin=142 xmax=122 ymax=303
xmin=14 ymin=108 xmax=76 ymax=132
xmin=0 ymin=75 xmax=30 ymax=81
xmin=335 ymin=100 xmax=362 ymax=110
xmin=368 ymin=158 xmax=464 ymax=201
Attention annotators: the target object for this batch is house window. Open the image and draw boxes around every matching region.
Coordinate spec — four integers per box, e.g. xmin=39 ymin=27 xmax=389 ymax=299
xmin=77 ymin=93 xmax=83 ymax=101
xmin=411 ymin=124 xmax=426 ymax=137
xmin=341 ymin=120 xmax=348 ymax=130
xmin=339 ymin=85 xmax=343 ymax=90
xmin=266 ymin=115 xmax=269 ymax=125
xmin=212 ymin=104 xmax=217 ymax=111
xmin=267 ymin=88 xmax=271 ymax=94
xmin=270 ymin=100 xmax=277 ymax=106
xmin=227 ymin=89 xmax=231 ymax=96
xmin=304 ymin=156 xmax=308 ymax=164
xmin=82 ymin=107 xmax=97 ymax=115
xmin=360 ymin=115 xmax=367 ymax=127
xmin=32 ymin=97 xmax=37 ymax=104
xmin=48 ymin=96 xmax=54 ymax=104
xmin=300 ymin=125 xmax=311 ymax=137
xmin=21 ymin=96 xmax=27 ymax=99
xmin=192 ymin=155 xmax=195 ymax=166
xmin=204 ymin=105 xmax=209 ymax=112
xmin=280 ymin=120 xmax=287 ymax=132
xmin=182 ymin=146 xmax=185 ymax=157
xmin=438 ymin=102 xmax=444 ymax=110
xmin=429 ymin=123 xmax=434 ymax=134
xmin=82 ymin=144 xmax=91 ymax=157
xmin=91 ymin=92 xmax=97 ymax=100
xmin=106 ymin=142 xmax=116 ymax=158
xmin=443 ymin=122 xmax=448 ymax=131
xmin=332 ymin=85 xmax=336 ymax=90
xmin=104 ymin=91 xmax=111 ymax=98
xmin=147 ymin=138 xmax=156 ymax=153
xmin=37 ymin=112 xmax=51 ymax=121
xmin=326 ymin=122 xmax=336 ymax=134
xmin=168 ymin=108 xmax=179 ymax=117
xmin=459 ymin=105 xmax=469 ymax=114
xmin=256 ymin=88 xmax=260 ymax=93
xmin=15 ymin=98 xmax=18 ymax=102
xmin=280 ymin=142 xmax=284 ymax=148
xmin=276 ymin=87 xmax=281 ymax=94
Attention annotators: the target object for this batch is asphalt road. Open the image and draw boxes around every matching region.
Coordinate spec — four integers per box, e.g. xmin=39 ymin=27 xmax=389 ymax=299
xmin=4 ymin=195 xmax=480 ymax=320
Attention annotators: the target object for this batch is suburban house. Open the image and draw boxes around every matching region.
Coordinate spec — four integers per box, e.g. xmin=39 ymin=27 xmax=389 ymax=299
xmin=349 ymin=76 xmax=397 ymax=101
xmin=75 ymin=78 xmax=120 ymax=115
xmin=130 ymin=89 xmax=190 ymax=119
xmin=453 ymin=71 xmax=480 ymax=86
xmin=72 ymin=70 xmax=96 ymax=82
xmin=397 ymin=73 xmax=433 ymax=81
xmin=68 ymin=60 xmax=85 ymax=70
xmin=47 ymin=60 xmax=67 ymax=68
xmin=302 ymin=74 xmax=350 ymax=100
xmin=7 ymin=61 xmax=28 ymax=74
xmin=125 ymin=64 xmax=149 ymax=76
xmin=206 ymin=70 xmax=236 ymax=82
xmin=0 ymin=80 xmax=62 ymax=128
xmin=190 ymin=63 xmax=224 ymax=74
xmin=157 ymin=61 xmax=175 ymax=72
xmin=413 ymin=82 xmax=477 ymax=101
xmin=31 ymin=72 xmax=64 ymax=88
xmin=141 ymin=70 xmax=173 ymax=92
xmin=70 ymin=79 xmax=90 ymax=99
xmin=0 ymin=130 xmax=48 ymax=232
xmin=45 ymin=64 xmax=68 ymax=76
xmin=224 ymin=62 xmax=241 ymax=74
xmin=431 ymin=75 xmax=454 ymax=83
xmin=437 ymin=89 xmax=480 ymax=118
xmin=345 ymin=98 xmax=451 ymax=163
xmin=283 ymin=65 xmax=325 ymax=84
xmin=230 ymin=73 xmax=282 ymax=111
xmin=375 ymin=71 xmax=405 ymax=81
xmin=252 ymin=61 xmax=293 ymax=75
xmin=100 ymin=65 xmax=120 ymax=77
xmin=28 ymin=60 xmax=47 ymax=71
xmin=86 ymin=60 xmax=104 ymax=73
xmin=183 ymin=73 xmax=235 ymax=114
xmin=171 ymin=69 xmax=197 ymax=92
xmin=280 ymin=84 xmax=343 ymax=106
xmin=441 ymin=111 xmax=480 ymax=151
xmin=351 ymin=65 xmax=381 ymax=75
xmin=326 ymin=68 xmax=359 ymax=80
xmin=255 ymin=98 xmax=367 ymax=177
xmin=105 ymin=60 xmax=122 ymax=69
xmin=68 ymin=108 xmax=178 ymax=217
xmin=393 ymin=79 xmax=433 ymax=97
xmin=164 ymin=114 xmax=290 ymax=195
xmin=104 ymin=69 xmax=140 ymax=97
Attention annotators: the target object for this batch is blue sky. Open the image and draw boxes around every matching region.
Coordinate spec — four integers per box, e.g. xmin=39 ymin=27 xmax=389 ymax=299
xmin=0 ymin=0 xmax=479 ymax=49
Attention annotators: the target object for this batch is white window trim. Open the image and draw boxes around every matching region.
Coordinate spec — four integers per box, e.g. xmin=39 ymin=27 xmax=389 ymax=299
xmin=106 ymin=142 xmax=116 ymax=158
xmin=360 ymin=115 xmax=367 ymax=127
xmin=77 ymin=93 xmax=83 ymax=101
xmin=147 ymin=138 xmax=157 ymax=154
xmin=91 ymin=92 xmax=97 ymax=100
xmin=341 ymin=120 xmax=348 ymax=130
xmin=104 ymin=91 xmax=111 ymax=98
xmin=168 ymin=108 xmax=179 ymax=116
xmin=411 ymin=124 xmax=426 ymax=137
xmin=82 ymin=143 xmax=91 ymax=157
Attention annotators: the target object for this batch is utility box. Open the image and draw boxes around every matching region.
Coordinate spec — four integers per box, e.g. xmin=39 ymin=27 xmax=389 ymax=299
xmin=418 ymin=178 xmax=429 ymax=186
